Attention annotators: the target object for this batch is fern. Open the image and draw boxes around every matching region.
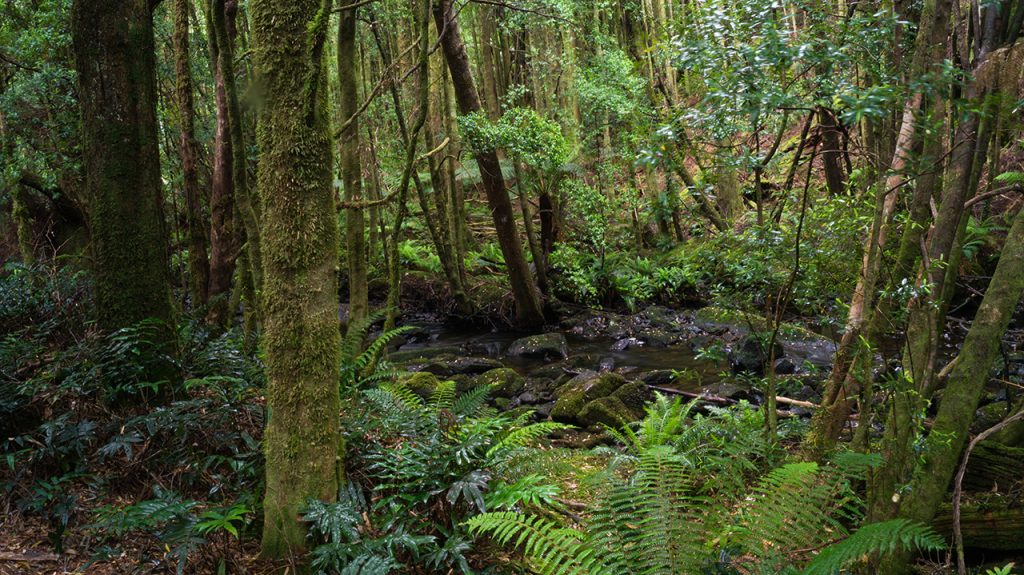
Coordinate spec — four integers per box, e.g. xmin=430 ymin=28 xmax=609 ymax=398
xmin=429 ymin=380 xmax=457 ymax=411
xmin=734 ymin=462 xmax=850 ymax=562
xmin=802 ymin=519 xmax=945 ymax=575
xmin=465 ymin=512 xmax=610 ymax=575
xmin=487 ymin=421 xmax=573 ymax=461
xmin=340 ymin=310 xmax=414 ymax=393
xmin=451 ymin=384 xmax=491 ymax=417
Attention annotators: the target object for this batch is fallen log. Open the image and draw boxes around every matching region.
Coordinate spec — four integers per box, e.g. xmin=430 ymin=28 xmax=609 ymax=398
xmin=962 ymin=440 xmax=1024 ymax=492
xmin=933 ymin=504 xmax=1024 ymax=551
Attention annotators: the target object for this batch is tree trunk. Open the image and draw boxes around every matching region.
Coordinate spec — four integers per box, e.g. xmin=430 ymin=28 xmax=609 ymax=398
xmin=433 ymin=0 xmax=545 ymax=327
xmin=173 ymin=0 xmax=210 ymax=309
xmin=213 ymin=0 xmax=262 ymax=303
xmin=205 ymin=0 xmax=239 ymax=327
xmin=71 ymin=0 xmax=176 ymax=342
xmin=253 ymin=0 xmax=342 ymax=561
xmin=802 ymin=0 xmax=953 ymax=458
xmin=338 ymin=6 xmax=369 ymax=329
xmin=818 ymin=106 xmax=847 ymax=196
xmin=879 ymin=205 xmax=1024 ymax=573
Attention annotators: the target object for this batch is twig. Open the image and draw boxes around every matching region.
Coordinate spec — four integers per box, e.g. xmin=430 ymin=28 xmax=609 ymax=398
xmin=0 ymin=552 xmax=60 ymax=562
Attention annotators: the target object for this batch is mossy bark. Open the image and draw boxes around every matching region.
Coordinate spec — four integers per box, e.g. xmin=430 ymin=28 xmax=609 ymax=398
xmin=71 ymin=0 xmax=176 ymax=339
xmin=803 ymin=0 xmax=952 ymax=458
xmin=337 ymin=7 xmax=368 ymax=330
xmin=878 ymin=205 xmax=1024 ymax=573
xmin=253 ymin=0 xmax=342 ymax=562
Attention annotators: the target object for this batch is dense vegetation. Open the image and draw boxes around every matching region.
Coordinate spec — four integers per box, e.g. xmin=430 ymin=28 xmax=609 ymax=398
xmin=1 ymin=0 xmax=1023 ymax=573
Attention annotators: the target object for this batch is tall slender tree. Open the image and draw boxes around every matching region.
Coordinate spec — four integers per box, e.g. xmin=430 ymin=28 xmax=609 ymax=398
xmin=433 ymin=0 xmax=546 ymax=327
xmin=338 ymin=4 xmax=369 ymax=329
xmin=173 ymin=0 xmax=211 ymax=309
xmin=253 ymin=0 xmax=342 ymax=562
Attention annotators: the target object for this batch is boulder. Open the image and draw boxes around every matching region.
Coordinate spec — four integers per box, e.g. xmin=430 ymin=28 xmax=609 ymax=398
xmin=611 ymin=337 xmax=643 ymax=351
xmin=730 ymin=334 xmax=785 ymax=375
xmin=774 ymin=357 xmax=797 ymax=375
xmin=476 ymin=367 xmax=526 ymax=399
xmin=611 ymin=381 xmax=652 ymax=413
xmin=578 ymin=396 xmax=639 ymax=429
xmin=637 ymin=329 xmax=671 ymax=348
xmin=449 ymin=356 xmax=505 ymax=375
xmin=398 ymin=371 xmax=441 ymax=399
xmin=551 ymin=372 xmax=626 ymax=423
xmin=508 ymin=332 xmax=569 ymax=360
xmin=641 ymin=369 xmax=678 ymax=386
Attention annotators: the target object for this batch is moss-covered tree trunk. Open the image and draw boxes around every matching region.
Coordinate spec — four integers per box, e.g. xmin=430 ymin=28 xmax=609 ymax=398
xmin=71 ymin=0 xmax=175 ymax=338
xmin=253 ymin=0 xmax=342 ymax=562
xmin=802 ymin=0 xmax=952 ymax=458
xmin=338 ymin=6 xmax=368 ymax=330
xmin=174 ymin=0 xmax=211 ymax=309
xmin=433 ymin=0 xmax=545 ymax=327
xmin=878 ymin=205 xmax=1024 ymax=573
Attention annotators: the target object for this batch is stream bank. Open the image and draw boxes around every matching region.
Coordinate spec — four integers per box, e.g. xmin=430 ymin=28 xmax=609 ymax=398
xmin=382 ymin=305 xmax=839 ymax=431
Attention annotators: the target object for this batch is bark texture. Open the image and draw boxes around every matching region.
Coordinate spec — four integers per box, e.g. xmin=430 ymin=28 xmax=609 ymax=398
xmin=174 ymin=0 xmax=211 ymax=308
xmin=71 ymin=0 xmax=175 ymax=339
xmin=253 ymin=0 xmax=342 ymax=561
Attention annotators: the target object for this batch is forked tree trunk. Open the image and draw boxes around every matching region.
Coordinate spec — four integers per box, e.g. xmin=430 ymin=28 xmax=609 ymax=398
xmin=433 ymin=0 xmax=545 ymax=327
xmin=878 ymin=205 xmax=1024 ymax=574
xmin=802 ymin=0 xmax=952 ymax=458
xmin=205 ymin=0 xmax=239 ymax=326
xmin=173 ymin=0 xmax=210 ymax=309
xmin=253 ymin=0 xmax=342 ymax=561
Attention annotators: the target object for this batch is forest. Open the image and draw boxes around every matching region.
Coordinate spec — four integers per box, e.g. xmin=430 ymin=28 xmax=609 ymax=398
xmin=1 ymin=0 xmax=1023 ymax=573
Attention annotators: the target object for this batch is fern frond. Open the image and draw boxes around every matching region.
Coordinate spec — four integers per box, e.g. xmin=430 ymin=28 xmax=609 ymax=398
xmin=465 ymin=512 xmax=611 ymax=575
xmin=451 ymin=384 xmax=491 ymax=417
xmin=802 ymin=519 xmax=945 ymax=575
xmin=379 ymin=380 xmax=425 ymax=411
xmin=429 ymin=380 xmax=457 ymax=411
xmin=487 ymin=421 xmax=573 ymax=460
xmin=736 ymin=462 xmax=849 ymax=560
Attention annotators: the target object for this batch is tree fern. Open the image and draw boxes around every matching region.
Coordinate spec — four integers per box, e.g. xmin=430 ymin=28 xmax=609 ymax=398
xmin=802 ymin=519 xmax=945 ymax=575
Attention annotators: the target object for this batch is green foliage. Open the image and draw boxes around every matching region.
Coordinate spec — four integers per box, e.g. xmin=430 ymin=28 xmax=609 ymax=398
xmin=339 ymin=310 xmax=412 ymax=394
xmin=460 ymin=108 xmax=571 ymax=173
xmin=91 ymin=488 xmax=252 ymax=575
xmin=469 ymin=400 xmax=933 ymax=575
xmin=308 ymin=381 xmax=571 ymax=574
xmin=802 ymin=519 xmax=945 ymax=575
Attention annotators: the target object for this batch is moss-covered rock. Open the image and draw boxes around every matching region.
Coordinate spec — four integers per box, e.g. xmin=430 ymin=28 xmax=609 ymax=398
xmin=397 ymin=371 xmax=440 ymax=399
xmin=551 ymin=372 xmax=626 ymax=423
xmin=476 ymin=367 xmax=526 ymax=398
xmin=507 ymin=333 xmax=569 ymax=360
xmin=449 ymin=357 xmax=505 ymax=375
xmin=578 ymin=396 xmax=639 ymax=428
xmin=611 ymin=381 xmax=652 ymax=413
xmin=695 ymin=306 xmax=821 ymax=341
